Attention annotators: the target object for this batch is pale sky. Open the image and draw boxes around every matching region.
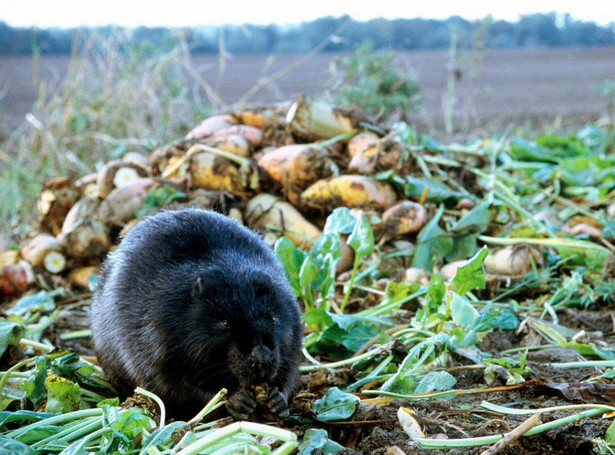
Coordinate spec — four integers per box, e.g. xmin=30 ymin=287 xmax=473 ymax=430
xmin=2 ymin=0 xmax=614 ymax=28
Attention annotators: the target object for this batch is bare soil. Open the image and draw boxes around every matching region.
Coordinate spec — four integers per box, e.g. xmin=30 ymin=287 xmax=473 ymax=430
xmin=2 ymin=46 xmax=615 ymax=135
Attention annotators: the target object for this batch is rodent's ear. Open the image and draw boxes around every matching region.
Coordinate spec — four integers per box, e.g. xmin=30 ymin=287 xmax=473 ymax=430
xmin=191 ymin=276 xmax=205 ymax=299
xmin=191 ymin=266 xmax=227 ymax=299
xmin=252 ymin=272 xmax=275 ymax=297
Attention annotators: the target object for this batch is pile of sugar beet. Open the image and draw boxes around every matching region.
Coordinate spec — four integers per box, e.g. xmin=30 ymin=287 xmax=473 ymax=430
xmin=0 ymin=95 xmax=611 ymax=298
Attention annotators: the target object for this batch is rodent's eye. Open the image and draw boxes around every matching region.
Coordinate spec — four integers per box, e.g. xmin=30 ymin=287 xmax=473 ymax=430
xmin=270 ymin=315 xmax=276 ymax=323
xmin=220 ymin=319 xmax=230 ymax=329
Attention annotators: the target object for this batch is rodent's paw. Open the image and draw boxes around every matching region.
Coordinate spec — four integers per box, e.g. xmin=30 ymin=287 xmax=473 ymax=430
xmin=227 ymin=388 xmax=257 ymax=420
xmin=265 ymin=386 xmax=289 ymax=418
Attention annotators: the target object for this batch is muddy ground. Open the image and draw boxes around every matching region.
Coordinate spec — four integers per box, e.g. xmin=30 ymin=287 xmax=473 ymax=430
xmin=44 ymin=291 xmax=615 ymax=454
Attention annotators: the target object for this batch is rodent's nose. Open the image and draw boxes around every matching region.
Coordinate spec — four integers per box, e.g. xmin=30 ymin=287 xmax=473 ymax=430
xmin=247 ymin=345 xmax=274 ymax=379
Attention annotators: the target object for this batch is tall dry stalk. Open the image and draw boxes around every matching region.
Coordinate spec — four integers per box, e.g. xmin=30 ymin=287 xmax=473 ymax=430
xmin=0 ymin=30 xmax=210 ymax=230
xmin=442 ymin=32 xmax=458 ymax=136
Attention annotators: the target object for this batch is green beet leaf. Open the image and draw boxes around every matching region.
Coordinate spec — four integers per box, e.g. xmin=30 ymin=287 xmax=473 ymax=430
xmin=0 ymin=434 xmax=35 ymax=455
xmin=14 ymin=426 xmax=62 ymax=444
xmin=414 ymin=371 xmax=457 ymax=394
xmin=411 ymin=206 xmax=453 ymax=270
xmin=404 ymin=176 xmax=467 ymax=202
xmin=142 ymin=421 xmax=186 ymax=450
xmin=21 ymin=356 xmax=49 ymax=406
xmin=450 ymin=201 xmax=491 ymax=235
xmin=313 ymin=387 xmax=360 ymax=421
xmin=0 ymin=410 xmax=57 ymax=428
xmin=135 ymin=186 xmax=187 ymax=219
xmin=298 ymin=428 xmax=344 ymax=454
xmin=606 ymin=419 xmax=615 ymax=444
xmin=347 ymin=213 xmax=374 ymax=257
xmin=449 ymin=293 xmax=479 ymax=328
xmin=452 ymin=246 xmax=488 ymax=296
xmin=274 ymin=236 xmax=305 ymax=294
xmin=0 ymin=319 xmax=25 ymax=358
xmin=380 ymin=369 xmax=416 ymax=395
xmin=5 ymin=289 xmax=65 ymax=316
xmin=45 ymin=374 xmax=81 ymax=413
xmin=111 ymin=408 xmax=154 ymax=442
xmin=323 ymin=207 xmax=356 ymax=235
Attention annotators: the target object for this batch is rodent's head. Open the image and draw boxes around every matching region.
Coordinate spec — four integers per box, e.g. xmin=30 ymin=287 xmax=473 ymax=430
xmin=186 ymin=264 xmax=295 ymax=387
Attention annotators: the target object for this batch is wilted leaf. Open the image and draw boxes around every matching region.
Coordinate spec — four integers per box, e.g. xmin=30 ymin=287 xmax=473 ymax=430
xmin=47 ymin=352 xmax=114 ymax=393
xmin=397 ymin=407 xmax=425 ymax=440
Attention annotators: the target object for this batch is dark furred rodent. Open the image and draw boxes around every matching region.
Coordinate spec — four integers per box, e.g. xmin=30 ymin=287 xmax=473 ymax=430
xmin=90 ymin=208 xmax=303 ymax=420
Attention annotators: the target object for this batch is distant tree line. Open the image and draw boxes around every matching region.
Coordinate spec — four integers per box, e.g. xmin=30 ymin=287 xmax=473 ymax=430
xmin=0 ymin=13 xmax=614 ymax=56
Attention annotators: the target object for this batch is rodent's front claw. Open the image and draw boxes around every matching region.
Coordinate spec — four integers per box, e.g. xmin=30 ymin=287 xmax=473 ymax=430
xmin=227 ymin=388 xmax=257 ymax=420
xmin=266 ymin=386 xmax=289 ymax=418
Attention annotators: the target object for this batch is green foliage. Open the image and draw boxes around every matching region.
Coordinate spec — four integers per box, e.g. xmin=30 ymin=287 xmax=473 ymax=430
xmin=22 ymin=357 xmax=48 ymax=406
xmin=304 ymin=309 xmax=390 ymax=359
xmin=0 ymin=434 xmax=34 ymax=454
xmin=298 ymin=429 xmax=344 ymax=454
xmin=312 ymin=387 xmax=360 ymax=421
xmin=414 ymin=371 xmax=457 ymax=394
xmin=135 ymin=186 xmax=188 ymax=219
xmin=275 ymin=207 xmax=374 ymax=312
xmin=452 ymin=246 xmax=488 ymax=295
xmin=5 ymin=289 xmax=65 ymax=317
xmin=329 ymin=41 xmax=421 ymax=123
xmin=44 ymin=374 xmax=81 ymax=413
xmin=484 ymin=353 xmax=531 ymax=384
xmin=0 ymin=320 xmax=25 ymax=358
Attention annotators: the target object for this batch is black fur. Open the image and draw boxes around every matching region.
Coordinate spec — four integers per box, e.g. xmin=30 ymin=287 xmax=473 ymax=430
xmin=90 ymin=208 xmax=303 ymax=420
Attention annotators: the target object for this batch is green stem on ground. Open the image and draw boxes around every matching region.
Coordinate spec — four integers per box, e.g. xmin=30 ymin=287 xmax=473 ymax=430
xmin=7 ymin=408 xmax=103 ymax=440
xmin=300 ymin=350 xmax=381 ymax=372
xmin=175 ymin=421 xmax=297 ymax=455
xmin=413 ymin=407 xmax=608 ymax=449
xmin=0 ymin=357 xmax=35 ymax=411
xmin=339 ymin=252 xmax=361 ymax=313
